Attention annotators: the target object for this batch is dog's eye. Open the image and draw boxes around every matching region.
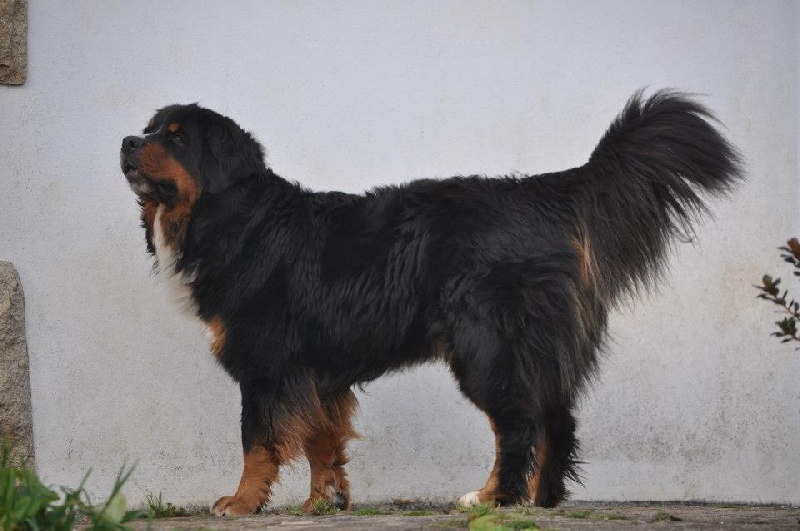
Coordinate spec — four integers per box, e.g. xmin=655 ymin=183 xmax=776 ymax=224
xmin=169 ymin=131 xmax=187 ymax=145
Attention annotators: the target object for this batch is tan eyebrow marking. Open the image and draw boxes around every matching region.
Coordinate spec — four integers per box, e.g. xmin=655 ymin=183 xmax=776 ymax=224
xmin=168 ymin=123 xmax=180 ymax=133
xmin=148 ymin=118 xmax=155 ymax=128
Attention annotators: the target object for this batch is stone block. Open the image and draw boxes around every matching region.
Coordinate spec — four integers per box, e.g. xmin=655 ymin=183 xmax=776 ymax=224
xmin=0 ymin=261 xmax=34 ymax=467
xmin=0 ymin=0 xmax=27 ymax=85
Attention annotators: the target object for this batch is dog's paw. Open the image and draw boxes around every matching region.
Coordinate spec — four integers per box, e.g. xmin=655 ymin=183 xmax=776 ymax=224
xmin=458 ymin=490 xmax=481 ymax=506
xmin=212 ymin=494 xmax=262 ymax=516
xmin=329 ymin=490 xmax=348 ymax=510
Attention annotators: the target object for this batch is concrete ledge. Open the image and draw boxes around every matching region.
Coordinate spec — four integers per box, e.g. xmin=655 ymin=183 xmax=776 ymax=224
xmin=0 ymin=261 xmax=34 ymax=467
xmin=126 ymin=503 xmax=800 ymax=530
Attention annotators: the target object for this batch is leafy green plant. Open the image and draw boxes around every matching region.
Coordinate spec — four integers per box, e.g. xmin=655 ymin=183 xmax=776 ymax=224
xmin=0 ymin=441 xmax=144 ymax=530
xmin=756 ymin=238 xmax=800 ymax=345
xmin=1 ymin=444 xmax=68 ymax=530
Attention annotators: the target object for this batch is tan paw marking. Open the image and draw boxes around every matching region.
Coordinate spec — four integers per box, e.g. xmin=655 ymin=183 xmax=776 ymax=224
xmin=212 ymin=494 xmax=262 ymax=516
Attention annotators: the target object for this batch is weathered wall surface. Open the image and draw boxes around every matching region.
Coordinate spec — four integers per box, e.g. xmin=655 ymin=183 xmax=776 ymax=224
xmin=0 ymin=1 xmax=797 ymax=507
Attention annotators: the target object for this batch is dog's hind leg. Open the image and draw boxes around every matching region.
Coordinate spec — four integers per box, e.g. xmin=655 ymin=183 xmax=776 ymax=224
xmin=302 ymin=389 xmax=359 ymax=512
xmin=458 ymin=404 xmax=579 ymax=508
xmin=473 ymin=412 xmax=540 ymax=506
xmin=449 ymin=341 xmax=542 ymax=506
xmin=458 ymin=403 xmax=579 ymax=508
xmin=449 ymin=264 xmax=592 ymax=507
xmin=528 ymin=403 xmax=580 ymax=507
xmin=458 ymin=417 xmax=503 ymax=506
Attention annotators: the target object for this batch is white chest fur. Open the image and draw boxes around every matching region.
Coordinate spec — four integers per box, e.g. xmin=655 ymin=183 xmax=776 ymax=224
xmin=153 ymin=205 xmax=197 ymax=314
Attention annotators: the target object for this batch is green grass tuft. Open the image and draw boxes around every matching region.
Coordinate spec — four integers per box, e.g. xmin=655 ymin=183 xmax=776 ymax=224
xmin=352 ymin=507 xmax=387 ymax=516
xmin=470 ymin=514 xmax=539 ymax=530
xmin=652 ymin=510 xmax=682 ymax=522
xmin=466 ymin=503 xmax=539 ymax=530
xmin=468 ymin=503 xmax=497 ymax=519
xmin=284 ymin=504 xmax=306 ymax=516
xmin=309 ymin=497 xmax=340 ymax=515
xmin=404 ymin=509 xmax=436 ymax=516
xmin=145 ymin=491 xmax=190 ymax=518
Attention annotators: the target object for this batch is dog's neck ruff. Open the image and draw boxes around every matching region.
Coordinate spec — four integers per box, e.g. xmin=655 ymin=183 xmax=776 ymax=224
xmin=153 ymin=204 xmax=197 ymax=314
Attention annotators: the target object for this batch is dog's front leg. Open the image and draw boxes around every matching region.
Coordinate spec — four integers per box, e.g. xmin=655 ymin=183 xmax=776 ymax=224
xmin=212 ymin=380 xmax=280 ymax=516
xmin=212 ymin=376 xmax=319 ymax=516
xmin=212 ymin=443 xmax=279 ymax=516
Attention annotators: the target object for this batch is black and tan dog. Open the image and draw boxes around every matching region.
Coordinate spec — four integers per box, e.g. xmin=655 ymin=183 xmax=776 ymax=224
xmin=120 ymin=91 xmax=740 ymax=515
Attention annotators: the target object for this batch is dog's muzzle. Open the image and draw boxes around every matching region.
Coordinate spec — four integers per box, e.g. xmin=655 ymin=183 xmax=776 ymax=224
xmin=120 ymin=136 xmax=150 ymax=194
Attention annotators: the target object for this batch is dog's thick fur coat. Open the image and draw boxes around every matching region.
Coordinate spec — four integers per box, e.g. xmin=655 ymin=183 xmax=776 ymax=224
xmin=120 ymin=91 xmax=741 ymax=514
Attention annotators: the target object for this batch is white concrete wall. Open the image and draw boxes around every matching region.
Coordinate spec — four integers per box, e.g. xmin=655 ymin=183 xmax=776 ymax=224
xmin=1 ymin=0 xmax=797 ymax=507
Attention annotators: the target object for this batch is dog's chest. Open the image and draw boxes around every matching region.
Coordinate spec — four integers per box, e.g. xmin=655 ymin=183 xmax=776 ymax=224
xmin=153 ymin=205 xmax=197 ymax=314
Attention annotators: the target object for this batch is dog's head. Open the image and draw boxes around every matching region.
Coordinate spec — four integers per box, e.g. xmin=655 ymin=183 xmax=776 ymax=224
xmin=120 ymin=104 xmax=266 ymax=208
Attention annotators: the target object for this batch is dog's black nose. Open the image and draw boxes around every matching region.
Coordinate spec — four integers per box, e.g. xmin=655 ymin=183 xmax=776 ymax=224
xmin=122 ymin=136 xmax=145 ymax=152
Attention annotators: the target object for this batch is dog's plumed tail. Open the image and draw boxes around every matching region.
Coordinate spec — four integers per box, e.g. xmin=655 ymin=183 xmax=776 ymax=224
xmin=579 ymin=90 xmax=743 ymax=301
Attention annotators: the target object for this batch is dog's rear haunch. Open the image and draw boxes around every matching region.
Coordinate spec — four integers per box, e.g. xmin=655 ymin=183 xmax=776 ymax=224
xmin=120 ymin=91 xmax=741 ymax=515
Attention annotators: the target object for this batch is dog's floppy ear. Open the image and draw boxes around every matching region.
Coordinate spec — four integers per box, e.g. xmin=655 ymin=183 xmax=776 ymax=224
xmin=202 ymin=121 xmax=266 ymax=194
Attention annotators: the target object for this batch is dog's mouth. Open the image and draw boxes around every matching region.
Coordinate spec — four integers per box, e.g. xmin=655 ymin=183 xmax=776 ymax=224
xmin=123 ymin=165 xmax=146 ymax=185
xmin=121 ymin=155 xmax=155 ymax=197
xmin=122 ymin=161 xmax=140 ymax=180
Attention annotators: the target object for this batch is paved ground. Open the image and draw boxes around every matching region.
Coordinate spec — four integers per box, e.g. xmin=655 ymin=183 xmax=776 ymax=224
xmin=128 ymin=501 xmax=800 ymax=529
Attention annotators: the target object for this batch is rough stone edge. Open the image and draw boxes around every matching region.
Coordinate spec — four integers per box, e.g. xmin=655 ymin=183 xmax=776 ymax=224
xmin=0 ymin=261 xmax=35 ymax=467
xmin=0 ymin=0 xmax=27 ymax=85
